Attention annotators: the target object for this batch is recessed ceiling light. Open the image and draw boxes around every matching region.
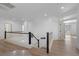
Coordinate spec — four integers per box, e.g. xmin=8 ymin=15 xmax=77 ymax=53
xmin=61 ymin=6 xmax=65 ymax=9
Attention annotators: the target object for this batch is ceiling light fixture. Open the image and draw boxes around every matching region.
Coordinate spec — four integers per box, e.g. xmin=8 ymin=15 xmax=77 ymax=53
xmin=63 ymin=20 xmax=77 ymax=24
xmin=61 ymin=6 xmax=65 ymax=9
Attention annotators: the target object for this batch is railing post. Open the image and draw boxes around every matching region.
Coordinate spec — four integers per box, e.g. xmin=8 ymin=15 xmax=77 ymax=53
xmin=4 ymin=31 xmax=6 ymax=39
xmin=29 ymin=32 xmax=31 ymax=44
xmin=47 ymin=32 xmax=49 ymax=54
xmin=38 ymin=40 xmax=39 ymax=48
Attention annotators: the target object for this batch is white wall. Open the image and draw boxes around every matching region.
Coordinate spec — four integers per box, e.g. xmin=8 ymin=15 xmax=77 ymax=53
xmin=0 ymin=18 xmax=22 ymax=39
xmin=23 ymin=17 xmax=59 ymax=39
xmin=76 ymin=19 xmax=79 ymax=49
xmin=23 ymin=17 xmax=59 ymax=48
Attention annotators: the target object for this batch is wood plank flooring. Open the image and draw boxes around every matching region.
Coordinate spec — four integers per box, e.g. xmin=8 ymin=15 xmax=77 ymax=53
xmin=0 ymin=35 xmax=79 ymax=56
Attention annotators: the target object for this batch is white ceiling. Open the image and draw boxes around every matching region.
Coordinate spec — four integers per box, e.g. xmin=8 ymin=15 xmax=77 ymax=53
xmin=0 ymin=3 xmax=79 ymax=22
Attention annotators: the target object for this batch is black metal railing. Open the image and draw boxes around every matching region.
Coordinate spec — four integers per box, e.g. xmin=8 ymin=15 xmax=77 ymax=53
xmin=31 ymin=33 xmax=40 ymax=48
xmin=47 ymin=32 xmax=49 ymax=53
xmin=4 ymin=31 xmax=49 ymax=54
xmin=31 ymin=32 xmax=49 ymax=53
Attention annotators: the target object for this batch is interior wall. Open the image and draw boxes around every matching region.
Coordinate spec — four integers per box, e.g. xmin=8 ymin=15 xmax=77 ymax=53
xmin=23 ymin=17 xmax=59 ymax=48
xmin=0 ymin=18 xmax=22 ymax=39
xmin=23 ymin=17 xmax=59 ymax=40
xmin=76 ymin=18 xmax=79 ymax=49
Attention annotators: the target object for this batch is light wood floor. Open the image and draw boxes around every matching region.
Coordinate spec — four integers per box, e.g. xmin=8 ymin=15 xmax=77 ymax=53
xmin=51 ymin=35 xmax=79 ymax=56
xmin=0 ymin=39 xmax=48 ymax=56
xmin=0 ymin=36 xmax=79 ymax=56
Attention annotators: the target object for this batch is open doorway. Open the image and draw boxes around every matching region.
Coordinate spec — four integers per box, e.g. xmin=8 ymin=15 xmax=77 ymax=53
xmin=63 ymin=20 xmax=77 ymax=46
xmin=64 ymin=20 xmax=77 ymax=40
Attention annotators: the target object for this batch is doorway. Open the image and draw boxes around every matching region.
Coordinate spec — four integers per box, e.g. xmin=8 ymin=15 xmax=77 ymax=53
xmin=64 ymin=20 xmax=77 ymax=47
